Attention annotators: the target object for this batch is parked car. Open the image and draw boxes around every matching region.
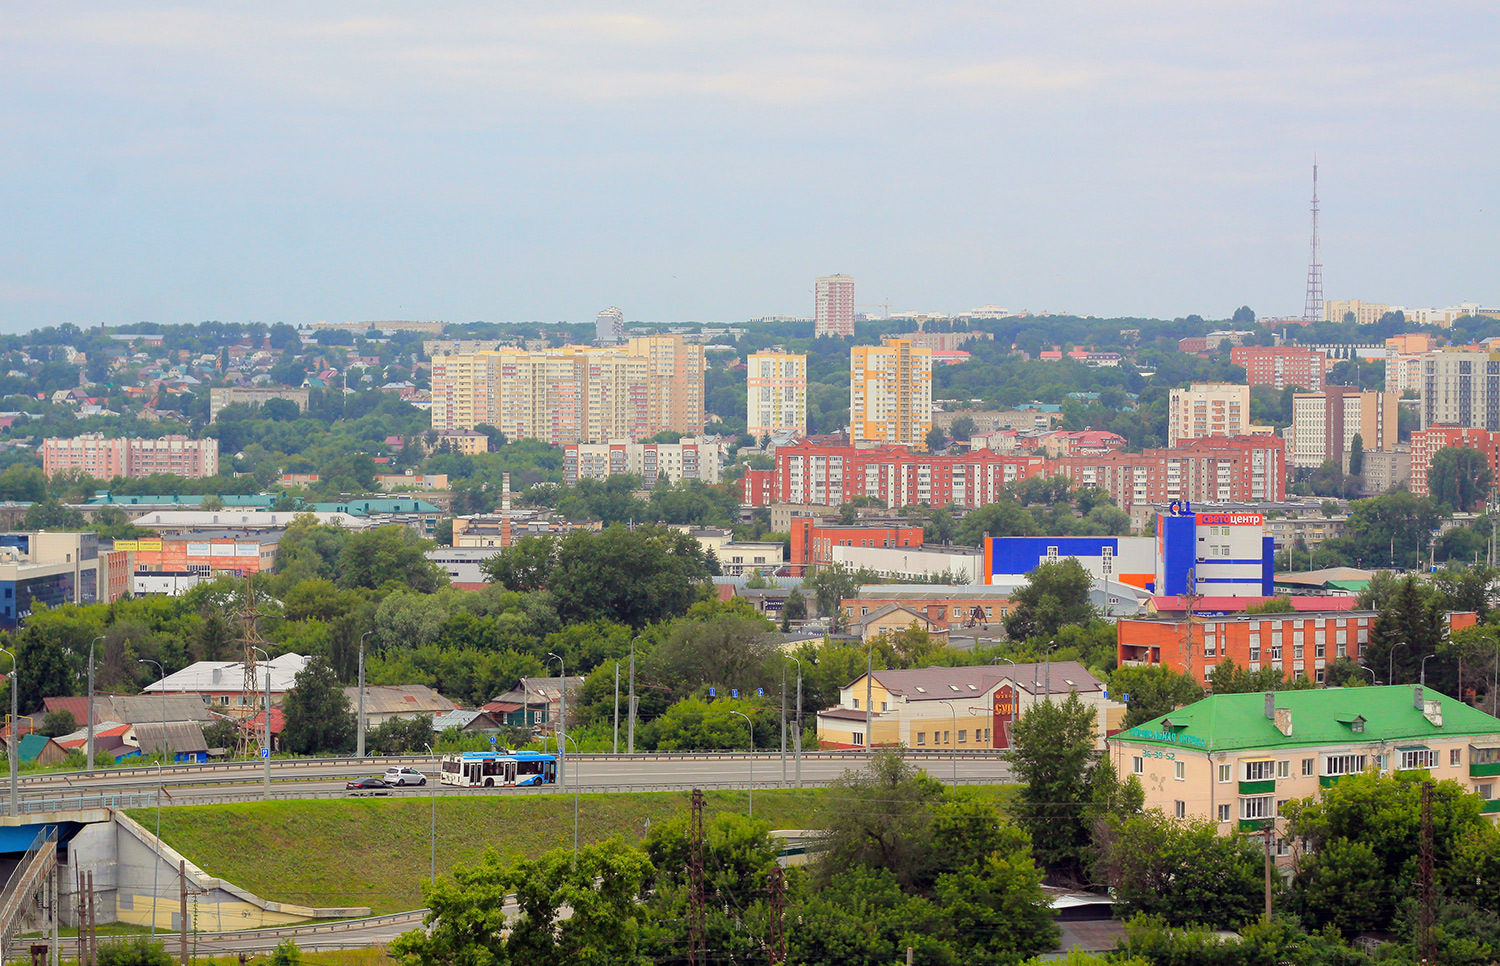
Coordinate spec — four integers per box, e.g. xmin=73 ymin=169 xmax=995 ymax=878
xmin=384 ymin=766 xmax=427 ymax=786
xmin=346 ymin=776 xmax=391 ymax=790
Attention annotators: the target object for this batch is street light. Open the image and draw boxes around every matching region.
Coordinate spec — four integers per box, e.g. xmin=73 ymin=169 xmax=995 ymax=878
xmin=137 ymin=658 xmax=166 ymax=937
xmin=87 ymin=635 xmax=102 ymax=771
xmin=938 ymin=700 xmax=959 ymax=789
xmin=356 ymin=630 xmax=373 ymax=758
xmin=0 ymin=645 xmax=16 ymax=815
xmin=728 ymin=710 xmax=753 ymax=817
xmin=250 ymin=646 xmax=271 ymax=798
xmin=561 ymin=733 xmax=582 ymax=861
xmin=424 ymin=743 xmax=436 ymax=884
xmin=1357 ymin=664 xmax=1377 ymax=686
xmin=1389 ymin=642 xmax=1408 ymax=686
xmin=1421 ymin=653 xmax=1437 ymax=687
xmin=1043 ymin=640 xmax=1059 ymax=697
xmin=547 ymin=653 xmax=566 ymax=790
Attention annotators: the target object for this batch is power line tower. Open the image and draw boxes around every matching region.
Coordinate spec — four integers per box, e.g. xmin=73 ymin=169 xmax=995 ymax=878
xmin=1303 ymin=162 xmax=1324 ymax=324
xmin=688 ymin=789 xmax=706 ymax=966
xmin=766 ymin=866 xmax=785 ymax=966
xmin=235 ymin=576 xmax=271 ymax=758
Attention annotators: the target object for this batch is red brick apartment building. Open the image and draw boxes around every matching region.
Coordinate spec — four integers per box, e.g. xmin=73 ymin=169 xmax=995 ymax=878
xmin=1230 ymin=346 xmax=1327 ymax=391
xmin=789 ymin=519 xmax=923 ymax=576
xmin=1118 ymin=610 xmax=1478 ymax=687
xmin=1409 ymin=427 xmax=1500 ymax=498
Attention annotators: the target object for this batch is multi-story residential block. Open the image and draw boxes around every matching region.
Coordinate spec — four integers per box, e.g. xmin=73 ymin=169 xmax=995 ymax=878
xmin=208 ymin=387 xmax=310 ymax=422
xmin=1360 ymin=447 xmax=1412 ymax=495
xmin=850 ymin=339 xmax=934 ymax=449
xmin=814 ymin=274 xmax=855 ymax=338
xmin=41 ymin=435 xmax=219 ymax=479
xmin=746 ymin=352 xmax=807 ymax=438
xmin=435 ymin=430 xmax=491 ymax=455
xmin=562 ymin=437 xmax=727 ymax=486
xmin=1053 ymin=436 xmax=1287 ymax=510
xmin=1230 ymin=347 xmax=1326 ymax=391
xmin=1386 ymin=354 xmax=1426 ymax=395
xmin=1168 ymin=383 xmax=1252 ymax=447
xmin=1289 ymin=388 xmax=1398 ymax=469
xmin=931 ymin=409 xmax=1063 ymax=434
xmin=1324 ymin=299 xmax=1394 ymax=324
xmin=1421 ymin=348 xmax=1500 ymax=430
xmin=431 ymin=338 xmax=703 ymax=442
xmin=1117 ymin=609 xmax=1478 ymax=686
xmin=594 ymin=306 xmax=625 ymax=345
xmin=1409 ymin=427 xmax=1500 ymax=498
xmin=1109 ymin=687 xmax=1500 ymax=863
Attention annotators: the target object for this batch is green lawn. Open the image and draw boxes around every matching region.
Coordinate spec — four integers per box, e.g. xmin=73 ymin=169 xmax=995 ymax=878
xmin=132 ymin=785 xmax=1015 ymax=915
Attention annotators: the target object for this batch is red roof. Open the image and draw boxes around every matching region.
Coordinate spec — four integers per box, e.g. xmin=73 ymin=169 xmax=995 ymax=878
xmin=240 ymin=707 xmax=286 ymax=735
xmin=1150 ymin=595 xmax=1357 ymax=613
xmin=483 ymin=701 xmax=523 ymax=715
xmin=450 ymin=581 xmax=489 ymax=593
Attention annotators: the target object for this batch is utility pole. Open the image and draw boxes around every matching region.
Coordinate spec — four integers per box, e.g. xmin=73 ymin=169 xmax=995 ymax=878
xmin=86 ymin=871 xmax=97 ymax=966
xmin=138 ymin=658 xmax=165 ymax=936
xmin=864 ymin=645 xmax=873 ymax=750
xmin=1419 ymin=781 xmax=1436 ymax=964
xmin=627 ymin=645 xmax=636 ymax=755
xmin=688 ymin=789 xmax=705 ymax=966
xmin=548 ymin=652 xmax=566 ymax=789
xmin=612 ymin=662 xmax=620 ymax=755
xmin=767 ymin=867 xmax=785 ymax=966
xmin=356 ymin=630 xmax=371 ymax=758
xmin=794 ymin=663 xmax=803 ymax=786
xmin=179 ymin=860 xmax=189 ymax=966
xmin=1262 ymin=830 xmax=1274 ymax=924
xmin=87 ymin=637 xmax=101 ymax=771
xmin=2 ymin=645 xmax=17 ymax=815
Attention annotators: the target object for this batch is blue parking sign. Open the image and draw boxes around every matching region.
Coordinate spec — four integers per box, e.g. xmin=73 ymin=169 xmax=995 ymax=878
xmin=709 ymin=687 xmax=716 ymax=697
xmin=731 ymin=689 xmax=739 ymax=698
xmin=260 ymin=748 xmax=270 ymax=759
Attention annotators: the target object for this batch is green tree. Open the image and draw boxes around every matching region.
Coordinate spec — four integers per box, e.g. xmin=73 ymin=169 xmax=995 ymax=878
xmin=1367 ymin=574 xmax=1444 ymax=684
xmin=1099 ymin=811 xmax=1264 ymax=928
xmin=1007 ymin=691 xmax=1099 ymax=879
xmin=280 ymin=655 xmax=356 ymax=755
xmin=96 ymin=936 xmax=172 ymax=966
xmin=1003 ymin=558 xmax=1097 ymax=641
xmin=780 ymin=588 xmax=807 ymax=631
xmin=955 ymin=499 xmax=1038 ymax=545
xmin=1110 ymin=664 xmax=1205 ymax=728
xmin=1347 ymin=432 xmax=1364 ymax=477
xmin=39 ymin=708 xmax=76 ymax=737
xmin=925 ymin=426 xmax=949 ymax=451
xmin=652 ymin=697 xmax=765 ymax=750
xmin=948 ymin=415 xmax=976 ymax=442
xmin=337 ymin=525 xmax=443 ymax=593
xmin=391 ymin=840 xmax=651 ymax=966
xmin=365 ymin=714 xmax=434 ymax=755
xmin=1428 ymin=446 xmax=1494 ymax=511
xmin=815 ymin=748 xmax=946 ymax=889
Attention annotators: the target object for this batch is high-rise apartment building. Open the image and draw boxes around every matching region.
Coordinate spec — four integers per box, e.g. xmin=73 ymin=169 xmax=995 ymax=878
xmin=431 ymin=338 xmax=703 ymax=444
xmin=814 ymin=274 xmax=855 ymax=338
xmin=1289 ymin=388 xmax=1398 ymax=469
xmin=595 ymin=306 xmax=625 ymax=345
xmin=41 ymin=435 xmax=219 ymax=479
xmin=746 ymin=352 xmax=808 ymax=438
xmin=1421 ymin=348 xmax=1500 ymax=430
xmin=1230 ymin=346 xmax=1326 ymax=391
xmin=1409 ymin=427 xmax=1500 ymax=498
xmin=1167 ymin=383 xmax=1252 ymax=447
xmin=850 ymin=338 xmax=933 ymax=450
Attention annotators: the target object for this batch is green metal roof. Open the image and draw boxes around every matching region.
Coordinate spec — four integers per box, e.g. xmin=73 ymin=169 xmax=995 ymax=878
xmin=87 ymin=493 xmax=275 ymax=508
xmin=1111 ymin=686 xmax=1500 ymax=754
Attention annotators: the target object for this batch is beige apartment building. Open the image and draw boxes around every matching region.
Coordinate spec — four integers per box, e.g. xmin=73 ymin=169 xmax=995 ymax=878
xmin=1289 ymin=387 xmax=1398 ymax=469
xmin=1109 ymin=687 xmax=1500 ymax=865
xmin=850 ymin=338 xmax=934 ymax=449
xmin=747 ymin=352 xmax=808 ymax=437
xmin=429 ymin=336 xmax=704 ymax=443
xmin=1167 ymin=383 xmax=1252 ymax=447
xmin=1420 ymin=348 xmax=1500 ymax=430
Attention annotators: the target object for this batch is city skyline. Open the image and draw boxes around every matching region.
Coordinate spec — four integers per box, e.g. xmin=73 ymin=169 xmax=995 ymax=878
xmin=2 ymin=4 xmax=1497 ymax=332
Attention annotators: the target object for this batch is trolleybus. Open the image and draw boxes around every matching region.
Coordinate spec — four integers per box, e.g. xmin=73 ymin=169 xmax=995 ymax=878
xmin=439 ymin=750 xmax=557 ymax=788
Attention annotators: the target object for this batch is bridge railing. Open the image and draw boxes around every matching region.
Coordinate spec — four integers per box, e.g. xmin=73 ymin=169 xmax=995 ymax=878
xmin=0 ymin=826 xmax=57 ymax=962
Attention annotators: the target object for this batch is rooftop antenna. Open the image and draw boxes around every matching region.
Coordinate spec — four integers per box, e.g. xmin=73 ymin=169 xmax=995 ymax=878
xmin=1303 ymin=162 xmax=1323 ymax=323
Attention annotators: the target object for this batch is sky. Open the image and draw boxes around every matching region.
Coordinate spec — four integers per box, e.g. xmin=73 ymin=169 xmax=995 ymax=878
xmin=1 ymin=2 xmax=1497 ymax=332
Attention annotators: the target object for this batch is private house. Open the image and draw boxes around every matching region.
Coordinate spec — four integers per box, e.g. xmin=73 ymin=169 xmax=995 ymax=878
xmin=1108 ymin=686 xmax=1500 ymax=866
xmin=344 ymin=685 xmax=456 ymax=726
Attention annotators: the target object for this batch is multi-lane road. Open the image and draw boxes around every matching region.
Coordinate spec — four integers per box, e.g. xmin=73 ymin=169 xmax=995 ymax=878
xmin=11 ymin=751 xmax=1013 ymax=810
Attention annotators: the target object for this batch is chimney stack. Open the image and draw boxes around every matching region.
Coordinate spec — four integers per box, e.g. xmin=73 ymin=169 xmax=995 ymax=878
xmin=501 ymin=472 xmax=512 ymax=548
xmin=1414 ymin=685 xmax=1424 ymax=709
xmin=1264 ymin=692 xmax=1275 ymax=719
xmin=1274 ymin=707 xmax=1294 ymax=737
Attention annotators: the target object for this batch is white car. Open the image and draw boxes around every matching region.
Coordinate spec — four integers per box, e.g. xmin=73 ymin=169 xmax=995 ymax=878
xmin=383 ymin=766 xmax=427 ymax=786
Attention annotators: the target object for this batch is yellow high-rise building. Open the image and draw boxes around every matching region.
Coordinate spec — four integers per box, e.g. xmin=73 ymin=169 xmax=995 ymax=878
xmin=747 ymin=352 xmax=808 ymax=437
xmin=850 ymin=339 xmax=933 ymax=450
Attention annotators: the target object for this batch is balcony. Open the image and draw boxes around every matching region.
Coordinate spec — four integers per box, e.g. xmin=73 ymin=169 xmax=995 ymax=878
xmin=1319 ymin=775 xmax=1345 ymax=789
xmin=1239 ymin=818 xmax=1273 ymax=833
xmin=1484 ymin=800 xmax=1500 ymax=815
xmin=1239 ymin=780 xmax=1275 ymax=795
xmin=1471 ymin=761 xmax=1500 ymax=778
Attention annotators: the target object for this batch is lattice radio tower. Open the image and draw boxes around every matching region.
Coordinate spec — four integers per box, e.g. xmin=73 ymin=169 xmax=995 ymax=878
xmin=235 ymin=575 xmax=272 ymax=758
xmin=1303 ymin=162 xmax=1324 ymax=323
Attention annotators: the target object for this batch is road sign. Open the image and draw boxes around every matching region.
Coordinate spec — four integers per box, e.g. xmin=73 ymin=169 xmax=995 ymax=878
xmin=731 ymin=689 xmax=739 ymax=698
xmin=709 ymin=687 xmax=717 ymax=697
xmin=260 ymin=748 xmax=270 ymax=759
xmin=757 ymin=688 xmax=764 ymax=697
xmin=489 ymin=735 xmax=497 ymax=745
xmin=1123 ymin=693 xmax=1131 ymax=702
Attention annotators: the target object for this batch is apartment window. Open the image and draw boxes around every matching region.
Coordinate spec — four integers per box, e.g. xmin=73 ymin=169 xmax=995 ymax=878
xmin=1217 ymin=763 xmax=1232 ymax=783
xmin=1293 ymin=644 xmax=1304 ymax=660
xmin=852 ymin=698 xmax=860 ymax=710
xmin=1175 ymin=800 xmax=1186 ymax=819
xmin=1302 ymin=758 xmax=1315 ymax=777
xmin=1324 ymin=754 xmax=1367 ymax=776
xmin=1451 ymin=748 xmax=1463 ymax=767
xmin=1218 ymin=803 xmax=1232 ymax=822
xmin=958 ymin=730 xmax=967 ymax=744
xmin=1174 ymin=760 xmax=1185 ymax=781
xmin=1271 ymin=644 xmax=1283 ymax=661
xmin=1244 ymin=760 xmax=1275 ymax=781
xmin=1400 ymin=749 xmax=1438 ymax=771
xmin=943 ymin=731 xmax=950 ymax=745
xmin=1277 ymin=760 xmax=1290 ymax=779
xmin=852 ymin=731 xmax=864 ymax=745
xmin=916 ymin=732 xmax=925 ymax=746
xmin=1315 ymin=643 xmax=1325 ymax=659
xmin=1241 ymin=796 xmax=1273 ymax=820
xmin=1132 ymin=756 xmax=1144 ymax=775
xmin=1249 ymin=645 xmax=1262 ymax=662
xmin=1479 ymin=784 xmax=1495 ymax=800
xmin=881 ymin=702 xmax=889 ymax=712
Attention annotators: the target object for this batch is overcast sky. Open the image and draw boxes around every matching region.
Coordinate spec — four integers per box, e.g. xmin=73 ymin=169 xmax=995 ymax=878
xmin=2 ymin=3 xmax=1497 ymax=331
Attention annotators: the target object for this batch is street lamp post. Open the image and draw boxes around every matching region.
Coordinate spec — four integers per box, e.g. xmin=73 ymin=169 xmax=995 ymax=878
xmin=561 ymin=734 xmax=581 ymax=861
xmin=137 ymin=658 xmax=166 ymax=936
xmin=865 ymin=644 xmax=874 ymax=750
xmin=782 ymin=658 xmax=801 ymax=785
xmin=425 ymin=744 xmax=436 ymax=884
xmin=547 ymin=653 xmax=566 ymax=790
xmin=0 ymin=646 xmax=16 ymax=814
xmin=938 ymin=700 xmax=959 ymax=789
xmin=612 ymin=662 xmax=620 ymax=755
xmin=1390 ymin=642 xmax=1408 ymax=686
xmin=1358 ymin=664 xmax=1377 ymax=686
xmin=88 ymin=636 xmax=102 ymax=771
xmin=1421 ymin=653 xmax=1436 ymax=687
xmin=250 ymin=647 xmax=271 ymax=798
xmin=356 ymin=631 xmax=372 ymax=758
xmin=729 ymin=710 xmax=753 ymax=817
xmin=1044 ymin=640 xmax=1059 ymax=696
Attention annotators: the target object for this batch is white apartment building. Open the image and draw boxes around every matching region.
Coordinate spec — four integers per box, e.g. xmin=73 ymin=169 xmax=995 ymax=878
xmin=563 ymin=437 xmax=727 ymax=486
xmin=595 ymin=306 xmax=625 ymax=345
xmin=1420 ymin=349 xmax=1500 ymax=431
xmin=814 ymin=275 xmax=855 ymax=338
xmin=1290 ymin=388 xmax=1399 ymax=469
xmin=746 ymin=352 xmax=808 ymax=438
xmin=1167 ymin=383 xmax=1251 ymax=448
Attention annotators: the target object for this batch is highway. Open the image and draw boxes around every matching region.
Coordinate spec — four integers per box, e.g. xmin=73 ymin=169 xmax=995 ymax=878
xmin=10 ymin=752 xmax=1014 ymax=810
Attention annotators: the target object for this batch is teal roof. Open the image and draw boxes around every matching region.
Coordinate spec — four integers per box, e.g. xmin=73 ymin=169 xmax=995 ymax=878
xmin=17 ymin=733 xmax=55 ymax=762
xmin=88 ymin=493 xmax=275 ymax=508
xmin=1112 ymin=686 xmax=1500 ymax=754
xmin=309 ymin=499 xmax=438 ymax=514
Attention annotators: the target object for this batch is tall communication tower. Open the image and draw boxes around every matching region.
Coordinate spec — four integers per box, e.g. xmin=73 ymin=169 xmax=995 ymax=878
xmin=1303 ymin=163 xmax=1323 ymax=323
